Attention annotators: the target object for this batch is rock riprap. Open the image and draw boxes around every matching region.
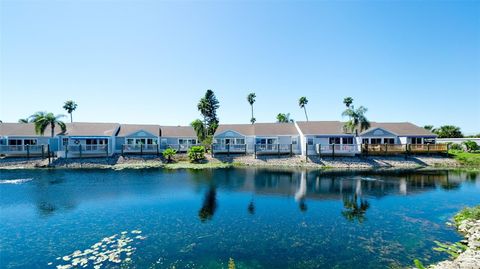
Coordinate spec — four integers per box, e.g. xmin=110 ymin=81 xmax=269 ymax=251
xmin=50 ymin=230 xmax=146 ymax=269
xmin=429 ymin=219 xmax=480 ymax=269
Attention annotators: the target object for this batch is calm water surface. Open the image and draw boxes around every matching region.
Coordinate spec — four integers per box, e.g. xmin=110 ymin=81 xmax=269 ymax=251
xmin=0 ymin=168 xmax=479 ymax=269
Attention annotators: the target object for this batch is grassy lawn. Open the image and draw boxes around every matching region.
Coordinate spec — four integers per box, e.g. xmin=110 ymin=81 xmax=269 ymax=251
xmin=449 ymin=150 xmax=480 ymax=167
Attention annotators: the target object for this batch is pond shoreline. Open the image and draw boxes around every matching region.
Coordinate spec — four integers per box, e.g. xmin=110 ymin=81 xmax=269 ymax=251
xmin=0 ymin=154 xmax=473 ymax=171
xmin=427 ymin=208 xmax=480 ymax=269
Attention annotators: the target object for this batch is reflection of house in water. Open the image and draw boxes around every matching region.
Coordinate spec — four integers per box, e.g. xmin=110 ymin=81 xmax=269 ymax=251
xmin=234 ymin=170 xmax=453 ymax=202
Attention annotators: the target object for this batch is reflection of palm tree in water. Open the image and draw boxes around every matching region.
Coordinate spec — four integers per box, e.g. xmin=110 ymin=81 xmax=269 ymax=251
xmin=342 ymin=178 xmax=369 ymax=223
xmin=341 ymin=193 xmax=370 ymax=223
xmin=247 ymin=197 xmax=255 ymax=215
xmin=198 ymin=186 xmax=217 ymax=222
xmin=295 ymin=171 xmax=307 ymax=213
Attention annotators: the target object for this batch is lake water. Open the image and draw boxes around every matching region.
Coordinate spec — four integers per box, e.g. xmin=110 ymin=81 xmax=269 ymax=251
xmin=0 ymin=168 xmax=479 ymax=269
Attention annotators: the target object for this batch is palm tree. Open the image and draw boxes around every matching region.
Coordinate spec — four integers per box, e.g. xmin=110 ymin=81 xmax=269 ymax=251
xmin=18 ymin=118 xmax=30 ymax=123
xmin=343 ymin=97 xmax=353 ymax=108
xmin=191 ymin=119 xmax=206 ymax=142
xmin=298 ymin=97 xmax=309 ymax=121
xmin=276 ymin=113 xmax=293 ymax=123
xmin=342 ymin=106 xmax=370 ymax=136
xmin=247 ymin=93 xmax=256 ymax=124
xmin=62 ymin=100 xmax=78 ymax=123
xmin=30 ymin=112 xmax=66 ymax=137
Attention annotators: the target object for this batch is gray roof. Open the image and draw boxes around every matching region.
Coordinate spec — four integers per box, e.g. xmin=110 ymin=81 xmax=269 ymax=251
xmin=364 ymin=122 xmax=436 ymax=136
xmin=215 ymin=123 xmax=299 ymax=136
xmin=296 ymin=121 xmax=436 ymax=136
xmin=296 ymin=121 xmax=347 ymax=135
xmin=117 ymin=124 xmax=161 ymax=137
xmin=160 ymin=126 xmax=197 ymax=137
xmin=61 ymin=122 xmax=120 ymax=137
xmin=0 ymin=123 xmax=58 ymax=137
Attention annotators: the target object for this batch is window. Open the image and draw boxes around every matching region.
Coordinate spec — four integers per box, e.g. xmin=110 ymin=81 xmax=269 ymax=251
xmin=342 ymin=137 xmax=353 ymax=145
xmin=383 ymin=138 xmax=395 ymax=144
xmin=23 ymin=139 xmax=37 ymax=145
xmin=236 ymin=138 xmax=245 ymax=145
xmin=256 ymin=138 xmax=266 ymax=144
xmin=329 ymin=137 xmax=341 ymax=144
xmin=179 ymin=139 xmax=196 ymax=145
xmin=424 ymin=138 xmax=435 ymax=144
xmin=307 ymin=138 xmax=314 ymax=145
xmin=411 ymin=137 xmax=422 ymax=144
xmin=292 ymin=137 xmax=298 ymax=145
xmin=267 ymin=138 xmax=277 ymax=144
xmin=371 ymin=138 xmax=382 ymax=144
xmin=62 ymin=138 xmax=69 ymax=146
xmin=126 ymin=138 xmax=134 ymax=145
xmin=362 ymin=138 xmax=369 ymax=144
xmin=8 ymin=139 xmax=22 ymax=145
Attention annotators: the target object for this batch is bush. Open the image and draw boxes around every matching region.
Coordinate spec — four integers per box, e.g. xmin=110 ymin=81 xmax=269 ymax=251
xmin=454 ymin=206 xmax=480 ymax=225
xmin=188 ymin=146 xmax=205 ymax=162
xmin=448 ymin=143 xmax=463 ymax=151
xmin=462 ymin=140 xmax=478 ymax=152
xmin=162 ymin=148 xmax=177 ymax=163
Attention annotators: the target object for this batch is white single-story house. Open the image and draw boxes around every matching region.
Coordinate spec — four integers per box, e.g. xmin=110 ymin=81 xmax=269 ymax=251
xmin=159 ymin=126 xmax=198 ymax=152
xmin=213 ymin=123 xmax=301 ymax=155
xmin=357 ymin=122 xmax=440 ymax=154
xmin=357 ymin=122 xmax=437 ymax=145
xmin=56 ymin=122 xmax=120 ymax=158
xmin=115 ymin=124 xmax=161 ymax=154
xmin=0 ymin=123 xmax=57 ymax=157
xmin=295 ymin=121 xmax=359 ymax=156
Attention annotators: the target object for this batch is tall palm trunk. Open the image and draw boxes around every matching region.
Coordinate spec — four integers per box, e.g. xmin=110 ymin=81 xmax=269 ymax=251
xmin=70 ymin=113 xmax=73 ymax=123
xmin=251 ymin=105 xmax=254 ymax=123
xmin=51 ymin=123 xmax=55 ymax=137
xmin=303 ymin=107 xmax=308 ymax=121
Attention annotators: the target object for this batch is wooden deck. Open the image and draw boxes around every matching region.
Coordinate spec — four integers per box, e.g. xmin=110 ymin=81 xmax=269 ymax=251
xmin=362 ymin=144 xmax=448 ymax=155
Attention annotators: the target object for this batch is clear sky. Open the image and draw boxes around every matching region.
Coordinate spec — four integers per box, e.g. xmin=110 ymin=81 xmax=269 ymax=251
xmin=1 ymin=1 xmax=479 ymax=134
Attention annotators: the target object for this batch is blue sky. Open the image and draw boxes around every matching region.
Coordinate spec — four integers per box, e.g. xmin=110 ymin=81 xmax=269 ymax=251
xmin=1 ymin=1 xmax=479 ymax=134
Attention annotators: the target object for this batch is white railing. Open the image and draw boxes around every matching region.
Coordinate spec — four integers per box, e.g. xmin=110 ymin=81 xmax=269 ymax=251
xmin=67 ymin=145 xmax=108 ymax=152
xmin=0 ymin=145 xmax=44 ymax=153
xmin=123 ymin=144 xmax=159 ymax=152
xmin=160 ymin=144 xmax=197 ymax=151
xmin=212 ymin=144 xmax=247 ymax=152
xmin=255 ymin=144 xmax=292 ymax=153
xmin=316 ymin=144 xmax=359 ymax=153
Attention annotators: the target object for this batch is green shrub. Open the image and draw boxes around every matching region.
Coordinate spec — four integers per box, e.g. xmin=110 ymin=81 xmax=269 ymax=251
xmin=454 ymin=205 xmax=480 ymax=225
xmin=463 ymin=140 xmax=478 ymax=152
xmin=448 ymin=143 xmax=463 ymax=151
xmin=188 ymin=146 xmax=205 ymax=162
xmin=162 ymin=148 xmax=177 ymax=163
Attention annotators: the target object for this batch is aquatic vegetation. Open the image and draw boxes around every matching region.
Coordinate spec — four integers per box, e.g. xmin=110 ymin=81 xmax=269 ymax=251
xmin=432 ymin=240 xmax=467 ymax=258
xmin=228 ymin=258 xmax=236 ymax=269
xmin=50 ymin=230 xmax=146 ymax=269
xmin=413 ymin=259 xmax=426 ymax=269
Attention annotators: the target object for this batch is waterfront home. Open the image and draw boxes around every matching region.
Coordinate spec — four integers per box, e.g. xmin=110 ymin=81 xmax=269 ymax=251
xmin=0 ymin=123 xmax=56 ymax=157
xmin=358 ymin=122 xmax=437 ymax=145
xmin=116 ymin=124 xmax=161 ymax=155
xmin=56 ymin=122 xmax=120 ymax=157
xmin=159 ymin=126 xmax=198 ymax=152
xmin=213 ymin=123 xmax=301 ymax=155
xmin=357 ymin=122 xmax=443 ymax=154
xmin=295 ymin=121 xmax=359 ymax=156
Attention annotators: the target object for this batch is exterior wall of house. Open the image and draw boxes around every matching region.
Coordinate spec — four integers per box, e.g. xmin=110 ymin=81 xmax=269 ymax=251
xmin=0 ymin=136 xmax=52 ymax=156
xmin=56 ymin=136 xmax=115 ymax=158
xmin=302 ymin=135 xmax=358 ymax=156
